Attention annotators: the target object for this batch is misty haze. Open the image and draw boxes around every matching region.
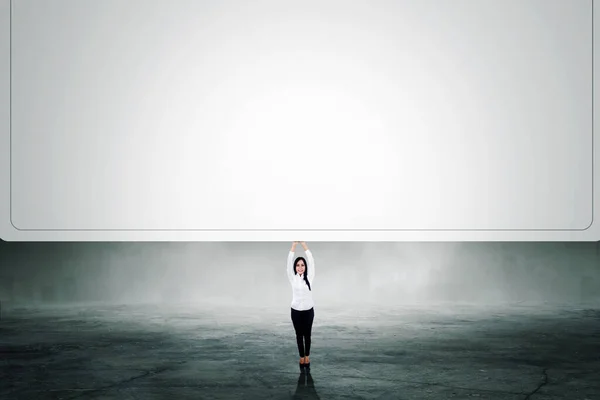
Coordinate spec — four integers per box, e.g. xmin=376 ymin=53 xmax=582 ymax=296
xmin=1 ymin=242 xmax=598 ymax=306
xmin=1 ymin=242 xmax=599 ymax=399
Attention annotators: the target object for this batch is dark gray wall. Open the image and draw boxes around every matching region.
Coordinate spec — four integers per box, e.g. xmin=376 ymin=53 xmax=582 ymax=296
xmin=0 ymin=242 xmax=598 ymax=307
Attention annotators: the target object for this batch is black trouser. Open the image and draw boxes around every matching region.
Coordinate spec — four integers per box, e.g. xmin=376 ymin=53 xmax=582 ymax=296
xmin=291 ymin=307 xmax=314 ymax=357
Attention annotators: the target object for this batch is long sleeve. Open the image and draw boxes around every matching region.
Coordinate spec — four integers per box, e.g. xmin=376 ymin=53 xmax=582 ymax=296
xmin=287 ymin=251 xmax=295 ymax=283
xmin=306 ymin=250 xmax=315 ymax=282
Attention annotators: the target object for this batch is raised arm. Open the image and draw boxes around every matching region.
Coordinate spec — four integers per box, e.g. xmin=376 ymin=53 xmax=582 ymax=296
xmin=301 ymin=242 xmax=315 ymax=282
xmin=287 ymin=242 xmax=297 ymax=283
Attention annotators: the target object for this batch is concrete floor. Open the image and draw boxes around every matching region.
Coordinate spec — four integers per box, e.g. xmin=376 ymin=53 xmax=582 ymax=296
xmin=1 ymin=302 xmax=599 ymax=399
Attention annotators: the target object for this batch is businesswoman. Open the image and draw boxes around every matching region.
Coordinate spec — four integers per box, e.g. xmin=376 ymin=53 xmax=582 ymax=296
xmin=287 ymin=241 xmax=316 ymax=371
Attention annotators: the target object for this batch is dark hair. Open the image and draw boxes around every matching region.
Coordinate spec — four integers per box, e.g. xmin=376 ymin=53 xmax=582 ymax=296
xmin=293 ymin=256 xmax=311 ymax=291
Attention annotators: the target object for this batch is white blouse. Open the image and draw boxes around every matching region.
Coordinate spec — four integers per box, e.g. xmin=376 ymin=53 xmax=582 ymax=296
xmin=287 ymin=250 xmax=316 ymax=311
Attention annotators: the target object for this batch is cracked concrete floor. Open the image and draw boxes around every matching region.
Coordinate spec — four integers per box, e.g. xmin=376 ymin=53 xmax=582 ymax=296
xmin=1 ymin=302 xmax=599 ymax=399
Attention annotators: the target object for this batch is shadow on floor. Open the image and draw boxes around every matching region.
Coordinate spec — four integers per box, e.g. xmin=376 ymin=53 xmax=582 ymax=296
xmin=293 ymin=371 xmax=320 ymax=399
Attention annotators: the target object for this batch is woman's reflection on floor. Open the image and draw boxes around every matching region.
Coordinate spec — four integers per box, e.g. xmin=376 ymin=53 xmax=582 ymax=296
xmin=293 ymin=370 xmax=320 ymax=399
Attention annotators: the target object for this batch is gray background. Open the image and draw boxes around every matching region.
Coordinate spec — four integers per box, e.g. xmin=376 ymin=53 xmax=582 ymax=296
xmin=0 ymin=0 xmax=597 ymax=240
xmin=2 ymin=240 xmax=599 ymax=399
xmin=1 ymin=241 xmax=598 ymax=306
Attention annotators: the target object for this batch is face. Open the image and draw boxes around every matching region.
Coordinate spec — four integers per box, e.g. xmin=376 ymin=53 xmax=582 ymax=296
xmin=296 ymin=260 xmax=306 ymax=276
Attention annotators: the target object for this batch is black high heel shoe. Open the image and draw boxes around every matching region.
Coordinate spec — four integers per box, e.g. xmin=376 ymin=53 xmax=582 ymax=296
xmin=299 ymin=362 xmax=306 ymax=371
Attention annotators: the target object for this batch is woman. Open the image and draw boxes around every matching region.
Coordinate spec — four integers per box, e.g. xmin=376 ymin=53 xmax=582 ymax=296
xmin=287 ymin=241 xmax=316 ymax=371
